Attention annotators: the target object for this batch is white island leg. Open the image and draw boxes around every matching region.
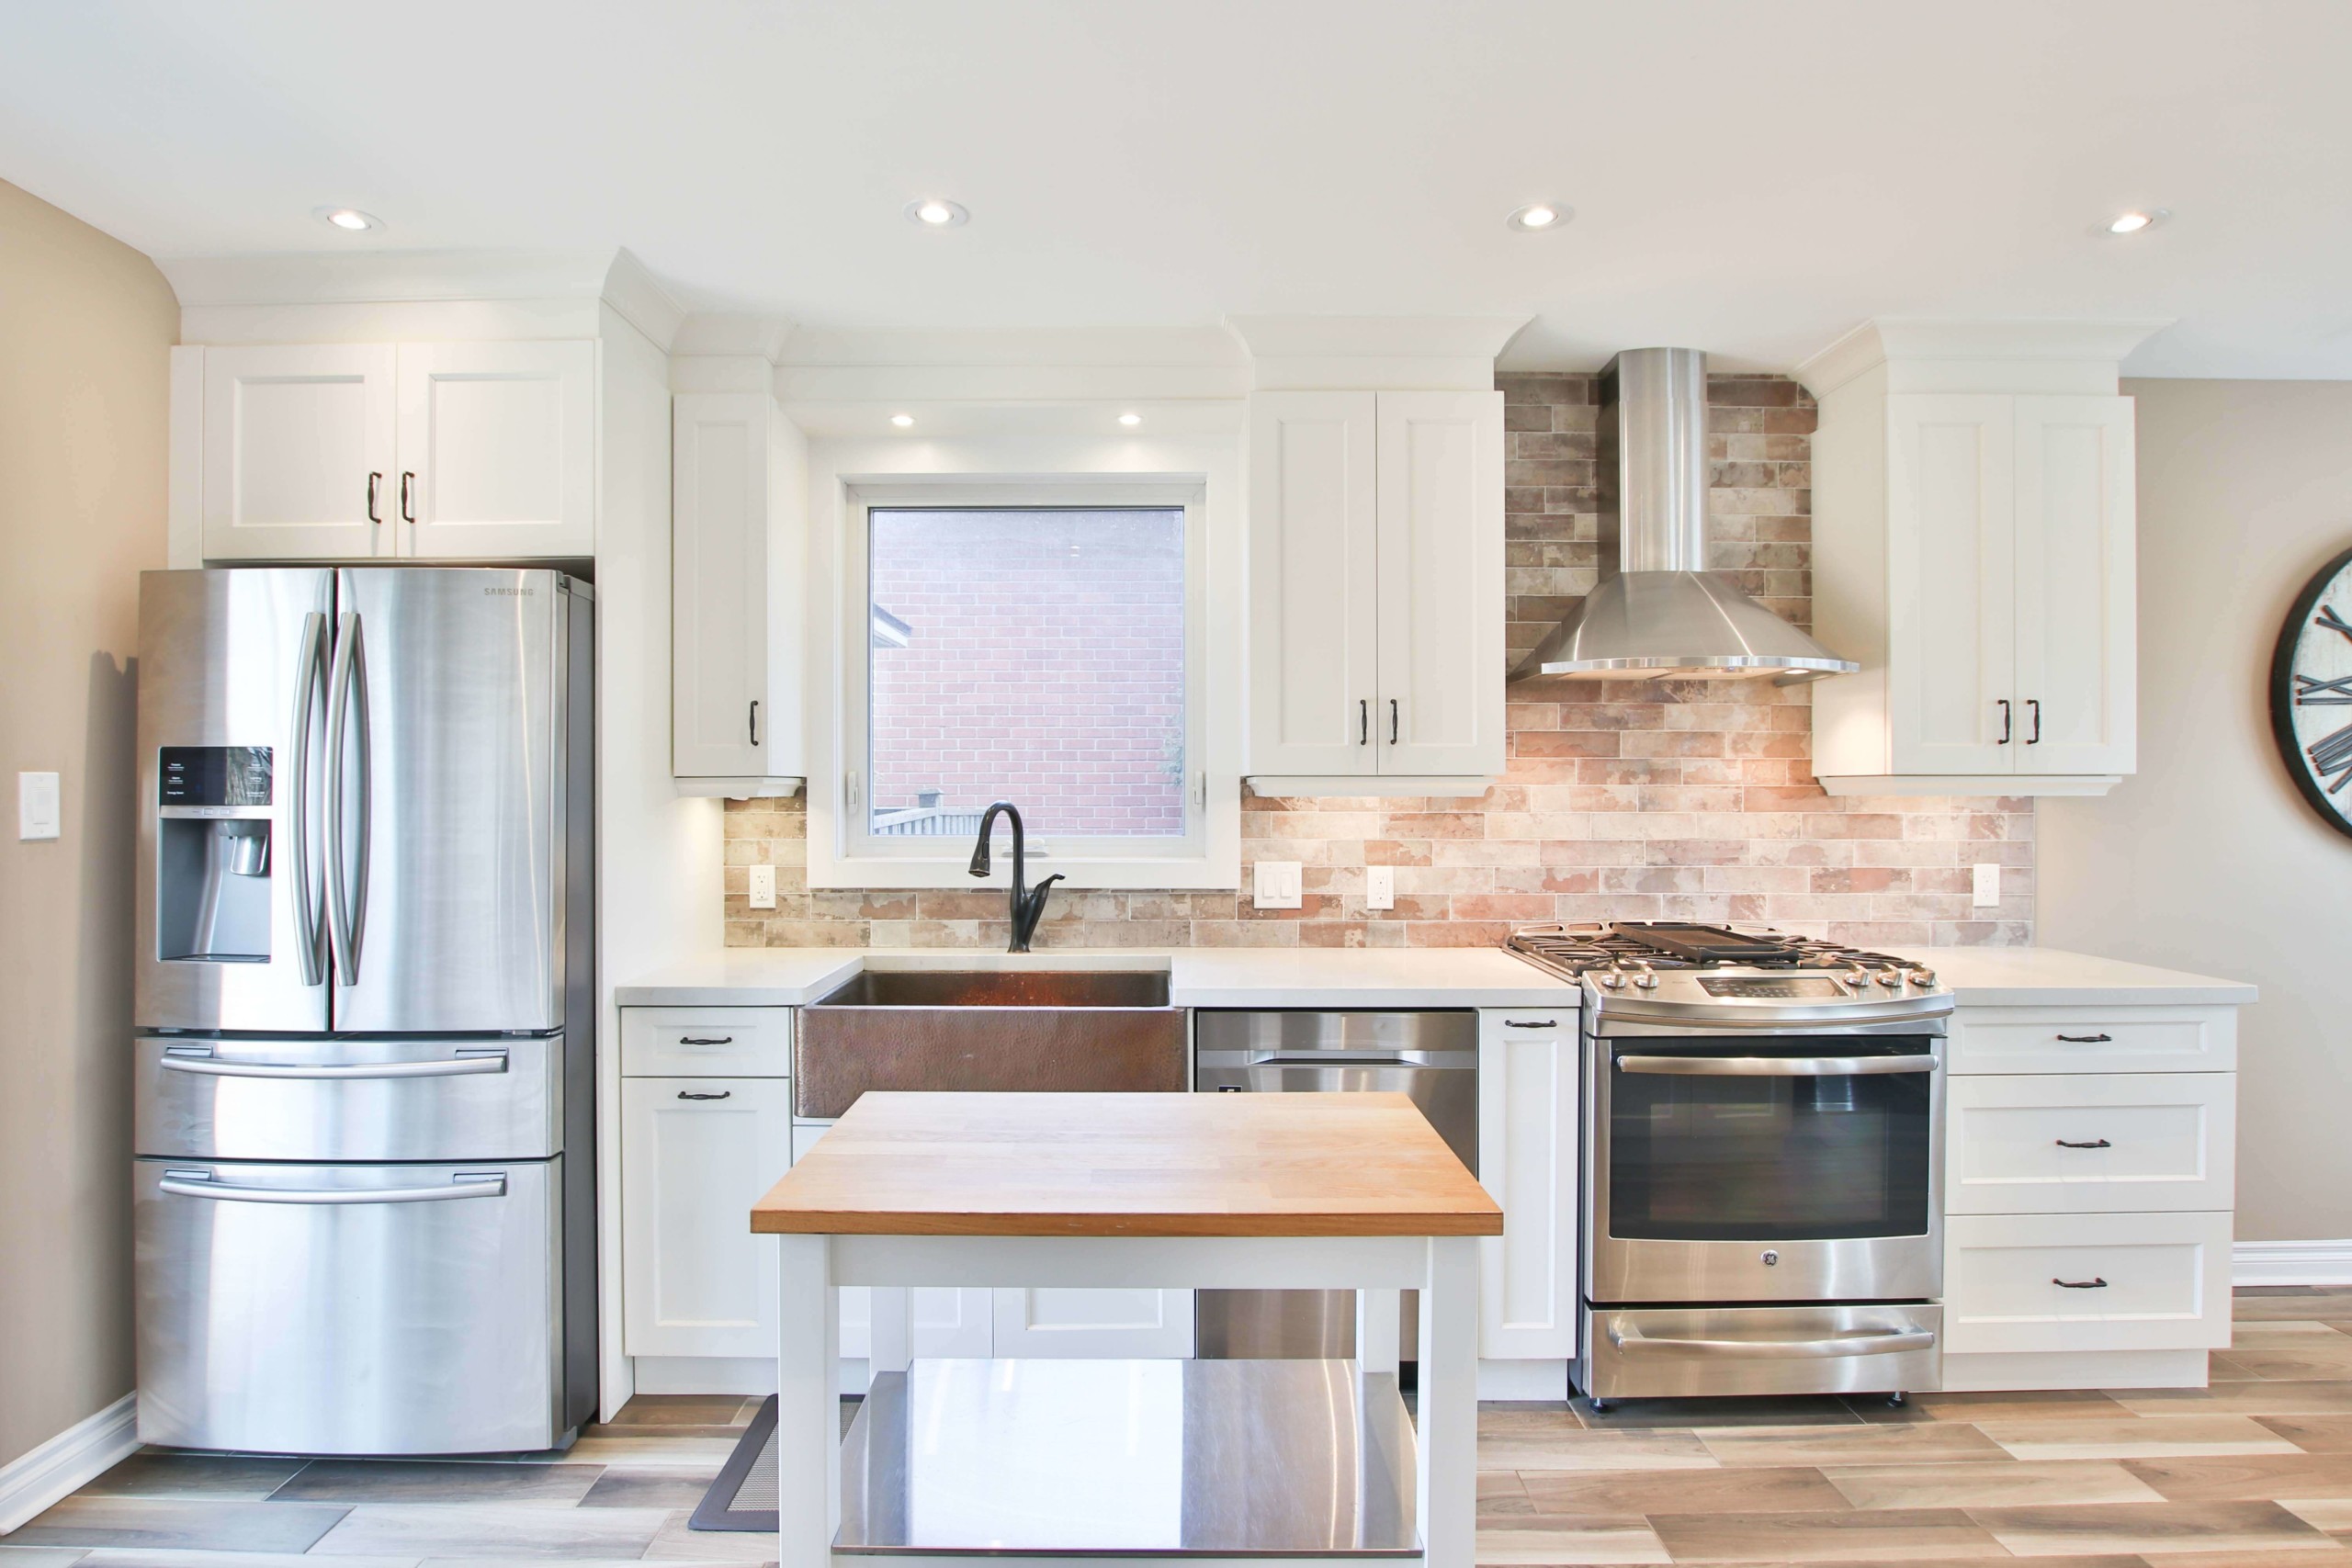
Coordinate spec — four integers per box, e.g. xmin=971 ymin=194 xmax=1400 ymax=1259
xmin=1417 ymin=1235 xmax=1478 ymax=1568
xmin=775 ymin=1234 xmax=840 ymax=1568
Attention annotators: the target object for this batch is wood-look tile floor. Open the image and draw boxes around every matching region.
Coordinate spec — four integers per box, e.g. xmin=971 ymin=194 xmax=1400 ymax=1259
xmin=9 ymin=1291 xmax=2352 ymax=1566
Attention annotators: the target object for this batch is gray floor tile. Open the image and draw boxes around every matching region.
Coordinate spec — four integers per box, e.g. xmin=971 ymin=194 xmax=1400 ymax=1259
xmin=74 ymin=1552 xmax=417 ymax=1568
xmin=269 ymin=1461 xmax=601 ymax=1506
xmin=77 ymin=1453 xmax=310 ymax=1500
xmin=0 ymin=1550 xmax=89 ymax=1567
xmin=3 ymin=1497 xmax=348 ymax=1553
xmin=577 ymin=1469 xmax=721 ymax=1509
xmin=305 ymin=1503 xmax=671 ymax=1561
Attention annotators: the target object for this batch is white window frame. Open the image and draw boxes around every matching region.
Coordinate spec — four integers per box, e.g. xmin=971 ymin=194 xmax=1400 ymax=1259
xmin=821 ymin=474 xmax=1236 ymax=889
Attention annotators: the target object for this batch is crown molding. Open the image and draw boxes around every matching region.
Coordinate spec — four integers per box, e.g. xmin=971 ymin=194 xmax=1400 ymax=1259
xmin=672 ymin=312 xmax=797 ymax=360
xmin=1796 ymin=317 xmax=2177 ymax=398
xmin=1226 ymin=313 xmax=1529 ymax=391
xmin=599 ymin=249 xmax=686 ymax=353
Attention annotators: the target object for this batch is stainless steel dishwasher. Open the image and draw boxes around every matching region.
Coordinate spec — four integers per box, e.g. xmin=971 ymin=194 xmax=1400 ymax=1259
xmin=1193 ymin=1010 xmax=1478 ymax=1360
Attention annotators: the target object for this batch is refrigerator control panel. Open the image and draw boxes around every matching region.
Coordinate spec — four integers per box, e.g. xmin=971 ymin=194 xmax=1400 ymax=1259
xmin=160 ymin=746 xmax=272 ymax=807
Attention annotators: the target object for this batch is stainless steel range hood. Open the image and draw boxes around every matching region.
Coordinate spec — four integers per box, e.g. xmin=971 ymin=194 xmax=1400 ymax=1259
xmin=1510 ymin=347 xmax=1858 ymax=682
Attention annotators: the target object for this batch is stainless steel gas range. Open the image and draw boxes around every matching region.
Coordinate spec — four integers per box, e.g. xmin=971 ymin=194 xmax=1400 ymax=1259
xmin=1507 ymin=922 xmax=1954 ymax=1407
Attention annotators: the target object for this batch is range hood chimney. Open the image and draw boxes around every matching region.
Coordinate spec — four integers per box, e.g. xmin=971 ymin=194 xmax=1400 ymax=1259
xmin=1510 ymin=348 xmax=1858 ymax=682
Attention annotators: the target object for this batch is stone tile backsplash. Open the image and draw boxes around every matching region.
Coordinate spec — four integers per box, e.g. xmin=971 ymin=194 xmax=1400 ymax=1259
xmin=721 ymin=373 xmax=2033 ymax=950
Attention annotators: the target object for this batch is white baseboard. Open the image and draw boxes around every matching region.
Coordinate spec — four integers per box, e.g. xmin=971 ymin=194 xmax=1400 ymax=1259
xmin=2234 ymin=1239 xmax=2352 ymax=1287
xmin=0 ymin=1392 xmax=138 ymax=1535
xmin=1476 ymin=1359 xmax=1569 ymax=1402
xmin=628 ymin=1355 xmax=780 ymax=1396
xmin=1939 ymin=1348 xmax=2209 ymax=1392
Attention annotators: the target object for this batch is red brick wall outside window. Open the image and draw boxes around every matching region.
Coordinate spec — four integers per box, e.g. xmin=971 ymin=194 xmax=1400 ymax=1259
xmin=868 ymin=508 xmax=1187 ymax=838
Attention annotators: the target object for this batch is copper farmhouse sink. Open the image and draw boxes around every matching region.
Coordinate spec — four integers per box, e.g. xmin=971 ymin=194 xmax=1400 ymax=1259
xmin=795 ymin=969 xmax=1186 ymax=1119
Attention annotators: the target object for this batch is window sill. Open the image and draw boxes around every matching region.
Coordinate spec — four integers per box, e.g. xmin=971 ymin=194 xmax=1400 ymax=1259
xmin=808 ymin=852 xmax=1239 ymax=893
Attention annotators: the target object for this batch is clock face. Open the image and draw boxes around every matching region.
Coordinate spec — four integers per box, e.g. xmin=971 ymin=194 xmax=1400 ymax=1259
xmin=2271 ymin=546 xmax=2352 ymax=840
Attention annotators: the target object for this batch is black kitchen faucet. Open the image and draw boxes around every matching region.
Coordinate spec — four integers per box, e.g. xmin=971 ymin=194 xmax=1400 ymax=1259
xmin=967 ymin=801 xmax=1064 ymax=953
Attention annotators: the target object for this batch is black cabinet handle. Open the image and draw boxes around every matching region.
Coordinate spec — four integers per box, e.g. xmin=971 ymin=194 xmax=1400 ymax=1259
xmin=2056 ymin=1032 xmax=2113 ymax=1043
xmin=367 ymin=471 xmax=383 ymax=524
xmin=1504 ymin=1019 xmax=1559 ymax=1029
xmin=677 ymin=1089 xmax=732 ymax=1101
xmin=399 ymin=471 xmax=417 ymax=524
xmin=2028 ymin=698 xmax=2042 ymax=744
xmin=2055 ymin=1137 xmax=2112 ymax=1149
xmin=1996 ymin=698 xmax=2012 ymax=744
xmin=1390 ymin=698 xmax=1399 ymax=744
xmin=677 ymin=1036 xmax=735 ymax=1046
xmin=1359 ymin=699 xmax=1369 ymax=745
xmin=2053 ymin=1276 xmax=2109 ymax=1290
xmin=749 ymin=700 xmax=761 ymax=746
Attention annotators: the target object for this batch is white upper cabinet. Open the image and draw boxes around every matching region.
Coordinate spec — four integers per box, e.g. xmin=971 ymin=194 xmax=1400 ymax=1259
xmin=671 ymin=391 xmax=807 ymax=794
xmin=396 ymin=342 xmax=595 ymax=558
xmin=199 ymin=344 xmax=397 ymax=560
xmin=1805 ymin=322 xmax=2146 ymax=796
xmin=1247 ymin=389 xmax=1504 ymax=790
xmin=187 ymin=341 xmax=595 ymax=563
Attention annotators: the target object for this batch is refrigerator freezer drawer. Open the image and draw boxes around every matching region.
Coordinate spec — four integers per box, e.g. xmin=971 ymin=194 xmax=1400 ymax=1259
xmin=135 ymin=1035 xmax=562 ymax=1161
xmin=135 ymin=1157 xmax=563 ymax=1455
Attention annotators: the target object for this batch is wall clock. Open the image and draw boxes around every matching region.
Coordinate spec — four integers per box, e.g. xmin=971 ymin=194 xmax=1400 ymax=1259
xmin=2271 ymin=545 xmax=2352 ymax=840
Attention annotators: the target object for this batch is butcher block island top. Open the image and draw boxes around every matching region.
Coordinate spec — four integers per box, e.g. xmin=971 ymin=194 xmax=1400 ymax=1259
xmin=751 ymin=1089 xmax=1502 ymax=1236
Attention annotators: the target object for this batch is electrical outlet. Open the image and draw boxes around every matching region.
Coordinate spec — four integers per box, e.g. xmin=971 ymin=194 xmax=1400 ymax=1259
xmin=748 ymin=863 xmax=778 ymax=909
xmin=1365 ymin=865 xmax=1396 ymax=911
xmin=1972 ymin=863 xmax=2000 ymax=908
xmin=17 ymin=772 xmax=59 ymax=841
xmin=1252 ymin=860 xmax=1303 ymax=910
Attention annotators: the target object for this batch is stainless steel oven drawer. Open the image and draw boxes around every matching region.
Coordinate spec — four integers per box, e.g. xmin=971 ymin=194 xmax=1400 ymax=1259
xmin=134 ymin=1034 xmax=561 ymax=1161
xmin=134 ymin=1157 xmax=563 ymax=1454
xmin=1582 ymin=1303 xmax=1942 ymax=1401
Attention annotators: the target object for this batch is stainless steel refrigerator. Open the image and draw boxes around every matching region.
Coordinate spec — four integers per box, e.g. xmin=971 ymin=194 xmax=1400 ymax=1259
xmin=132 ymin=567 xmax=595 ymax=1456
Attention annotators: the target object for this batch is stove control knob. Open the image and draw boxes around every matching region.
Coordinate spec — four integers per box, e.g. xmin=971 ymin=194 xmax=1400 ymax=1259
xmin=1910 ymin=967 xmax=1937 ymax=987
xmin=1634 ymin=968 xmax=1659 ymax=990
xmin=1876 ymin=971 xmax=1903 ymax=987
xmin=1600 ymin=972 xmax=1625 ymax=989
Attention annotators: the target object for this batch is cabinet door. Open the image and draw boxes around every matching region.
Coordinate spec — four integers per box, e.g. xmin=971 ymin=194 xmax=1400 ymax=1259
xmin=201 ymin=344 xmax=396 ymax=560
xmin=2014 ymin=397 xmax=2135 ymax=775
xmin=989 ymin=1289 xmax=1193 ymax=1359
xmin=1944 ymin=1210 xmax=2232 ymax=1355
xmin=1476 ymin=1010 xmax=1578 ymax=1359
xmin=396 ymin=342 xmax=594 ymax=558
xmin=621 ymin=1077 xmax=792 ymax=1359
xmin=673 ymin=394 xmax=772 ymax=777
xmin=1376 ymin=390 xmax=1506 ymax=777
xmin=1886 ymin=395 xmax=2016 ymax=773
xmin=1247 ymin=392 xmax=1379 ymax=776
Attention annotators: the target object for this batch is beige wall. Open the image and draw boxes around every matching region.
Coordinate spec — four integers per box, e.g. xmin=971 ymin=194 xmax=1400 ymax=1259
xmin=0 ymin=178 xmax=178 ymax=1466
xmin=2041 ymin=378 xmax=2352 ymax=1244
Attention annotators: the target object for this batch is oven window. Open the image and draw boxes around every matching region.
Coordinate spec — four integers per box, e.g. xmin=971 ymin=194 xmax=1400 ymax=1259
xmin=1607 ymin=1043 xmax=1932 ymax=1241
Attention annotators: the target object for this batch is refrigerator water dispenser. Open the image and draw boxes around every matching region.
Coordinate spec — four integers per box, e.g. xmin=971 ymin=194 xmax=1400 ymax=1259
xmin=155 ymin=745 xmax=275 ymax=964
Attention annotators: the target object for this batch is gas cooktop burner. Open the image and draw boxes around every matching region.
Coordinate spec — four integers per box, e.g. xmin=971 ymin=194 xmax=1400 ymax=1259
xmin=1506 ymin=920 xmax=1938 ymax=981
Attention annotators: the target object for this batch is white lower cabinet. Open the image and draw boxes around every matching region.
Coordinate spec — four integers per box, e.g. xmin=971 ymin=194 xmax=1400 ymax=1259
xmin=1476 ymin=1009 xmax=1579 ymax=1360
xmin=621 ymin=1077 xmax=793 ymax=1359
xmin=1944 ymin=1210 xmax=2233 ymax=1355
xmin=1947 ymin=1073 xmax=2234 ymax=1215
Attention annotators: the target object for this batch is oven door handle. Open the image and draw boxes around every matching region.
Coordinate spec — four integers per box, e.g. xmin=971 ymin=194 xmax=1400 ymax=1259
xmin=1608 ymin=1321 xmax=1937 ymax=1358
xmin=1614 ymin=1053 xmax=1938 ymax=1077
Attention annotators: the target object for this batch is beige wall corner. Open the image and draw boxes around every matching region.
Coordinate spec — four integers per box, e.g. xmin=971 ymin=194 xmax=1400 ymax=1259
xmin=2042 ymin=378 xmax=2352 ymax=1244
xmin=0 ymin=177 xmax=179 ymax=1468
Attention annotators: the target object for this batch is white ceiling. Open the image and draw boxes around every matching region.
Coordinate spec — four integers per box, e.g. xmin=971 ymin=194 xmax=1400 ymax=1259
xmin=5 ymin=0 xmax=2348 ymax=377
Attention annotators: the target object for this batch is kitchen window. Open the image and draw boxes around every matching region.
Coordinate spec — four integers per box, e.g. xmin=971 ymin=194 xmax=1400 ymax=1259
xmin=832 ymin=479 xmax=1224 ymax=886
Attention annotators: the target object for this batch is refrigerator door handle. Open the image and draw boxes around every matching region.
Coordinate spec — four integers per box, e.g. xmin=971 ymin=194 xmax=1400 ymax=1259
xmin=287 ymin=610 xmax=328 ymax=987
xmin=159 ymin=1046 xmax=509 ymax=1080
xmin=326 ymin=610 xmax=372 ymax=984
xmin=157 ymin=1171 xmax=507 ymax=1204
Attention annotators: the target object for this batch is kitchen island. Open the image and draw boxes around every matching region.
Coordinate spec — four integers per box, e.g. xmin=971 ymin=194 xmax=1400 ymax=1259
xmin=751 ymin=1090 xmax=1503 ymax=1568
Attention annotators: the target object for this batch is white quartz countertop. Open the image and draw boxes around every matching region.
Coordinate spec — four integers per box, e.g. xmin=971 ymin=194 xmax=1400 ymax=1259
xmin=613 ymin=945 xmax=1577 ymax=1009
xmin=1887 ymin=946 xmax=2257 ymax=1008
xmin=613 ymin=943 xmax=2255 ymax=1010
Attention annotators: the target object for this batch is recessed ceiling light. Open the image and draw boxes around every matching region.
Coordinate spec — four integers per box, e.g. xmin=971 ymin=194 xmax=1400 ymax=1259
xmin=905 ymin=197 xmax=969 ymax=228
xmin=2100 ymin=208 xmax=2168 ymax=236
xmin=1117 ymin=412 xmax=1142 ymax=427
xmin=1506 ymin=202 xmax=1571 ymax=232
xmin=313 ymin=206 xmax=382 ymax=232
xmin=889 ymin=413 xmax=915 ymax=428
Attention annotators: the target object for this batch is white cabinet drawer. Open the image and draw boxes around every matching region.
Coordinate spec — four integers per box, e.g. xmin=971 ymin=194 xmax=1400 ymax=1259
xmin=1944 ymin=1210 xmax=2232 ymax=1355
xmin=621 ymin=1008 xmax=791 ymax=1077
xmin=1948 ymin=1074 xmax=2234 ymax=1215
xmin=1949 ymin=1006 xmax=2235 ymax=1075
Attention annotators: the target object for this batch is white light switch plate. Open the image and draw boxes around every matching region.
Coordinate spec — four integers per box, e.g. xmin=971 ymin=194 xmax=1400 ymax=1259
xmin=17 ymin=772 xmax=60 ymax=840
xmin=1365 ymin=865 xmax=1396 ymax=911
xmin=1253 ymin=860 xmax=1303 ymax=909
xmin=748 ymin=863 xmax=777 ymax=909
xmin=1972 ymin=863 xmax=2000 ymax=908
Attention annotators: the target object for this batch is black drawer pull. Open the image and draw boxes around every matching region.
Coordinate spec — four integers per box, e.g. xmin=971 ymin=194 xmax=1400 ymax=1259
xmin=2055 ymin=1032 xmax=2113 ymax=1043
xmin=1504 ymin=1019 xmax=1559 ymax=1029
xmin=677 ymin=1089 xmax=732 ymax=1101
xmin=678 ymin=1036 xmax=735 ymax=1045
xmin=2053 ymin=1276 xmax=2109 ymax=1290
xmin=2055 ymin=1137 xmax=2112 ymax=1149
